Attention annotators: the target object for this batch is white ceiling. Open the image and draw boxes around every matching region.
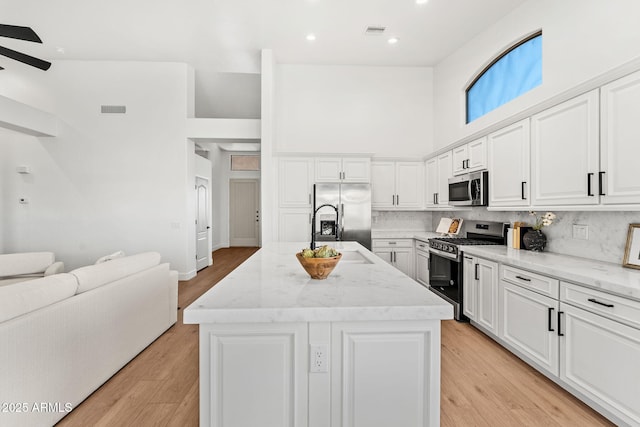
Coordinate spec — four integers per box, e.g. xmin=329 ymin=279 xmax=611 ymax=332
xmin=1 ymin=0 xmax=526 ymax=119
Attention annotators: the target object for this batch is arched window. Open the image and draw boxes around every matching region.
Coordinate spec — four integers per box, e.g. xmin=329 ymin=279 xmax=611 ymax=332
xmin=466 ymin=31 xmax=542 ymax=123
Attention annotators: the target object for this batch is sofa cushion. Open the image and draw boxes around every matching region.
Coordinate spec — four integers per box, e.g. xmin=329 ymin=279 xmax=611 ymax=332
xmin=71 ymin=252 xmax=161 ymax=294
xmin=0 ymin=252 xmax=56 ymax=277
xmin=0 ymin=274 xmax=78 ymax=323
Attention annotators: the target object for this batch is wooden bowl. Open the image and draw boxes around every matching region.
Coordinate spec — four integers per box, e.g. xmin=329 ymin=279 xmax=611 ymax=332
xmin=296 ymin=252 xmax=342 ymax=280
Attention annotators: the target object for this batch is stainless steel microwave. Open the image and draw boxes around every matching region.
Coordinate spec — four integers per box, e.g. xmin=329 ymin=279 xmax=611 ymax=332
xmin=448 ymin=170 xmax=488 ymax=206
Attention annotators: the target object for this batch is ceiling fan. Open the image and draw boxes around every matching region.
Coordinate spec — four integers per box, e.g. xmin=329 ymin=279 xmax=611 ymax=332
xmin=0 ymin=24 xmax=51 ymax=71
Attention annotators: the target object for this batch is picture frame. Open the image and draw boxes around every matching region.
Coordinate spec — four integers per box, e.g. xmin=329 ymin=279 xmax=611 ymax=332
xmin=622 ymin=223 xmax=640 ymax=270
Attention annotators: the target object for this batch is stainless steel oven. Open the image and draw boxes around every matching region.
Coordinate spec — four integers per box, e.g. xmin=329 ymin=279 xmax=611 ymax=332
xmin=427 ymin=220 xmax=507 ymax=321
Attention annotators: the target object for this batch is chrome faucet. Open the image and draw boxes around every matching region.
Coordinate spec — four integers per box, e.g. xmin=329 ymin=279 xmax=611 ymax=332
xmin=310 ymin=203 xmax=339 ymax=250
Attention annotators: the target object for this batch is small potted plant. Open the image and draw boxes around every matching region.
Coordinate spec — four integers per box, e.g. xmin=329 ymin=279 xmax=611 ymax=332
xmin=523 ymin=211 xmax=557 ymax=251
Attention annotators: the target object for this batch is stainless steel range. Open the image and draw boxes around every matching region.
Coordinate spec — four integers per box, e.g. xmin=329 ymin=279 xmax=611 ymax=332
xmin=428 ymin=220 xmax=507 ymax=321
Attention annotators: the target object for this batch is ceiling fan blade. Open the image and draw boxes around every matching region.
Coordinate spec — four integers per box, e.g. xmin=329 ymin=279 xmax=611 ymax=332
xmin=0 ymin=45 xmax=50 ymax=70
xmin=0 ymin=24 xmax=42 ymax=43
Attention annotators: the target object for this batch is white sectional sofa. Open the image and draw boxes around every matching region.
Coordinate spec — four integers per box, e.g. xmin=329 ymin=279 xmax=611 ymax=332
xmin=0 ymin=252 xmax=178 ymax=427
xmin=0 ymin=252 xmax=65 ymax=286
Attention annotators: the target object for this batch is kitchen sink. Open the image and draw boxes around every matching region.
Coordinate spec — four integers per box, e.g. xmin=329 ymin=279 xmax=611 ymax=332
xmin=339 ymin=250 xmax=374 ymax=264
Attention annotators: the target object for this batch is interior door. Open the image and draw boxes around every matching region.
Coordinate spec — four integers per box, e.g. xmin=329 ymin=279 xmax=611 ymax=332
xmin=196 ymin=176 xmax=211 ymax=271
xmin=229 ymin=179 xmax=260 ymax=247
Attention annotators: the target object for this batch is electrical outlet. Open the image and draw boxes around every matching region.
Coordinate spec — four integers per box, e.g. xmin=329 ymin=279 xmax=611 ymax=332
xmin=309 ymin=344 xmax=328 ymax=373
xmin=572 ymin=224 xmax=589 ymax=240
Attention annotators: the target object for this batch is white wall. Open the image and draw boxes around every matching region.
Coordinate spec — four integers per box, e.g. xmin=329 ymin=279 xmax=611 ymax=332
xmin=275 ymin=64 xmax=434 ymax=157
xmin=0 ymin=61 xmax=194 ymax=276
xmin=434 ymin=0 xmax=640 ymax=149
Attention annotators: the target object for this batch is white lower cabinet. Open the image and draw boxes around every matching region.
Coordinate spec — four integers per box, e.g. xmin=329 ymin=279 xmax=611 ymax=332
xmin=414 ymin=240 xmax=429 ymax=286
xmin=488 ymin=263 xmax=640 ymax=426
xmin=499 ymin=280 xmax=559 ymax=376
xmin=199 ymin=320 xmax=443 ymax=427
xmin=372 ymin=239 xmax=414 ymax=278
xmin=462 ymin=255 xmax=499 ymax=335
xmin=330 ymin=321 xmax=441 ymax=427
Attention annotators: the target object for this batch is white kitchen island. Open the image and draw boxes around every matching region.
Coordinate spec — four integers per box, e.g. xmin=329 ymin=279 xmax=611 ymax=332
xmin=184 ymin=241 xmax=453 ymax=427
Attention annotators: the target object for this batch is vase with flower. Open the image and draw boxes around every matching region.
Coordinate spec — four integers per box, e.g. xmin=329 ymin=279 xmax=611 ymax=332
xmin=522 ymin=211 xmax=556 ymax=252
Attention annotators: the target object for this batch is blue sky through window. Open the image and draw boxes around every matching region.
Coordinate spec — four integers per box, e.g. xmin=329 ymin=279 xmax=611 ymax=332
xmin=466 ymin=34 xmax=542 ymax=123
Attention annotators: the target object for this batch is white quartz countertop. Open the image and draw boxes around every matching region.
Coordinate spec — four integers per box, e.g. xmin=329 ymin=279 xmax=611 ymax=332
xmin=461 ymin=245 xmax=640 ymax=301
xmin=183 ymin=241 xmax=453 ymax=324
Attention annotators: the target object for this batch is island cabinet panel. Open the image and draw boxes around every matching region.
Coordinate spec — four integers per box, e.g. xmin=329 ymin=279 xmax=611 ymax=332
xmin=330 ymin=321 xmax=441 ymax=427
xmin=199 ymin=323 xmax=308 ymax=427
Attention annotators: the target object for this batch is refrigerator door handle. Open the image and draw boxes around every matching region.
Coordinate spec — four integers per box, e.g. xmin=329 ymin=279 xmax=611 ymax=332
xmin=338 ymin=203 xmax=345 ymax=240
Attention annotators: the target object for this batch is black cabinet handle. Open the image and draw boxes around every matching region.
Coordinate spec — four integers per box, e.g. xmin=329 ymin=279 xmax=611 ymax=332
xmin=433 ymin=193 xmax=436 ymax=205
xmin=396 ymin=194 xmax=399 ymax=205
xmin=521 ymin=182 xmax=527 ymax=200
xmin=558 ymin=311 xmax=564 ymax=337
xmin=587 ymin=173 xmax=594 ymax=196
xmin=475 ymin=263 xmax=479 ymax=280
xmin=548 ymin=307 xmax=555 ymax=331
xmin=599 ymin=171 xmax=606 ymax=196
xmin=515 ymin=275 xmax=531 ymax=282
xmin=588 ymin=298 xmax=614 ymax=308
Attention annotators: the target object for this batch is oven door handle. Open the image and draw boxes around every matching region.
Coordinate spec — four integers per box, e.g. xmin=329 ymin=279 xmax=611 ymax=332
xmin=428 ymin=247 xmax=458 ymax=261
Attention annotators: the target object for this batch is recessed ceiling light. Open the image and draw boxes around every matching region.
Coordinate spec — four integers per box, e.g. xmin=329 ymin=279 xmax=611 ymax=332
xmin=306 ymin=33 xmax=316 ymax=41
xmin=388 ymin=37 xmax=399 ymax=45
xmin=56 ymin=47 xmax=65 ymax=54
xmin=416 ymin=0 xmax=429 ymax=4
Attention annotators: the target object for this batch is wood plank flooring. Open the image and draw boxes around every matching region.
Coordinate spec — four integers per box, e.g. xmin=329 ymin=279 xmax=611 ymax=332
xmin=57 ymin=246 xmax=614 ymax=427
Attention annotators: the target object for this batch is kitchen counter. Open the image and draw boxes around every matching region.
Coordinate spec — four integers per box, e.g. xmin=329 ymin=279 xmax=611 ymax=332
xmin=184 ymin=241 xmax=452 ymax=324
xmin=461 ymin=245 xmax=640 ymax=301
xmin=184 ymin=241 xmax=451 ymax=427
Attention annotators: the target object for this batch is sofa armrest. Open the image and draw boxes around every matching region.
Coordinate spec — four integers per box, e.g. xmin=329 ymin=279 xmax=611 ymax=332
xmin=44 ymin=261 xmax=65 ymax=276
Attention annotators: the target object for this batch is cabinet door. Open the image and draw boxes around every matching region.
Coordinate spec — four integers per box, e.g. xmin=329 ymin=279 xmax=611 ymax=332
xmin=499 ymin=280 xmax=559 ymax=376
xmin=462 ymin=255 xmax=477 ymax=320
xmin=436 ymin=152 xmax=452 ymax=205
xmin=393 ymin=247 xmax=414 ymax=278
xmin=467 ymin=137 xmax=487 ymax=172
xmin=395 ymin=162 xmax=424 ymax=209
xmin=415 ymin=246 xmax=429 ymax=286
xmin=531 ymin=90 xmax=600 ymax=206
xmin=488 ymin=119 xmax=531 ymax=207
xmin=342 ymin=158 xmax=371 ymax=182
xmin=476 ymin=258 xmax=499 ymax=335
xmin=600 ymin=70 xmax=640 ymax=205
xmin=315 ymin=158 xmax=343 ymax=182
xmin=424 ymin=157 xmax=438 ymax=207
xmin=452 ymin=145 xmax=468 ymax=176
xmin=280 ymin=158 xmax=313 ymax=208
xmin=331 ymin=321 xmax=441 ymax=427
xmin=371 ymin=162 xmax=396 ymax=209
xmin=279 ymin=209 xmax=311 ymax=242
xmin=373 ymin=248 xmax=393 ymax=266
xmin=560 ymin=303 xmax=640 ymax=426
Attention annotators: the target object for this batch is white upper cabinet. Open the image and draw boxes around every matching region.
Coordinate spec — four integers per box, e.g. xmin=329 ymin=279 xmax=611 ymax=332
xmin=425 ymin=152 xmax=452 ymax=207
xmin=531 ymin=90 xmax=600 ymax=206
xmin=488 ymin=119 xmax=531 ymax=207
xmin=371 ymin=161 xmax=423 ymax=209
xmin=452 ymin=137 xmax=487 ymax=176
xmin=279 ymin=157 xmax=314 ymax=208
xmin=600 ymin=70 xmax=640 ymax=205
xmin=315 ymin=157 xmax=370 ymax=183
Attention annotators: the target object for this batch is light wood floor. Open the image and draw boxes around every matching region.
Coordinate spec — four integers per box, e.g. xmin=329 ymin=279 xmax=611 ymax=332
xmin=57 ymin=247 xmax=614 ymax=427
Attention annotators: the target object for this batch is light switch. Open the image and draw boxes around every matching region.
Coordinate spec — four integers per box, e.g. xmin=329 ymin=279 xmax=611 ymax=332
xmin=572 ymin=224 xmax=589 ymax=240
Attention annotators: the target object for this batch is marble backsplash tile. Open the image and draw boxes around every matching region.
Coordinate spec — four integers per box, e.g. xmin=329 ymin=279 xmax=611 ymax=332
xmin=372 ymin=211 xmax=433 ymax=231
xmin=432 ymin=209 xmax=640 ymax=265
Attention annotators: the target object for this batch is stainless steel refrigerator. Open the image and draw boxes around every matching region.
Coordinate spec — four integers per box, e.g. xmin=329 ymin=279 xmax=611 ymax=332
xmin=313 ymin=183 xmax=371 ymax=250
